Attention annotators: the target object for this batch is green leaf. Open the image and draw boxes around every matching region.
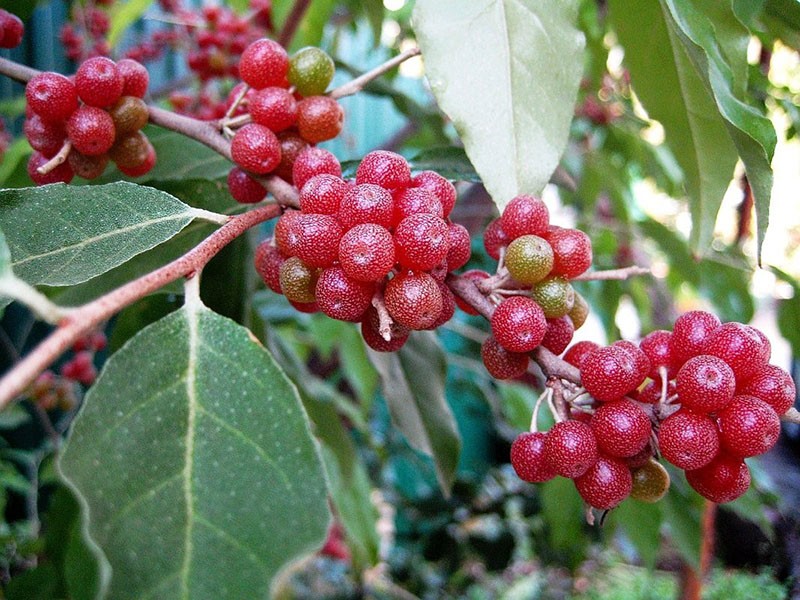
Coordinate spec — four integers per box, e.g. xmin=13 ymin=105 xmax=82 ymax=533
xmin=614 ymin=500 xmax=663 ymax=568
xmin=412 ymin=0 xmax=585 ymax=211
xmin=0 ymin=138 xmax=32 ymax=188
xmin=609 ymin=0 xmax=739 ymax=254
xmin=272 ymin=0 xmax=337 ymax=51
xmin=108 ymin=0 xmax=155 ymax=48
xmin=408 ymin=147 xmax=481 ymax=182
xmin=0 ymin=182 xmax=199 ymax=287
xmin=59 ymin=302 xmax=330 ymax=599
xmin=661 ymin=0 xmax=777 ymax=260
xmin=772 ymin=268 xmax=800 ymax=356
xmin=366 ymin=331 xmax=461 ymax=495
xmin=661 ymin=480 xmax=703 ymax=567
xmin=539 ymin=476 xmax=588 ymax=567
xmin=0 ymin=228 xmax=10 ymax=279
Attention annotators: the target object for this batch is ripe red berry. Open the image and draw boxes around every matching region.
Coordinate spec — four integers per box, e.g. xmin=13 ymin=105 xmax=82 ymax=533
xmin=297 ymin=96 xmax=344 ymax=143
xmin=394 ymin=214 xmax=450 ymax=271
xmin=717 ymin=395 xmax=781 ymax=458
xmin=500 ymin=195 xmax=549 ymax=240
xmin=392 ymin=187 xmax=443 ymax=224
xmin=590 ymin=399 xmax=652 ymax=458
xmin=483 ymin=218 xmax=510 ymax=260
xmin=676 ymin=355 xmax=735 ymax=413
xmin=574 ymin=455 xmax=633 ymax=509
xmin=24 ymin=114 xmax=67 ymax=157
xmin=338 ymin=223 xmax=395 ymax=282
xmin=411 ymin=171 xmax=457 ymax=217
xmin=481 ymin=336 xmax=529 ymax=379
xmin=315 ymin=267 xmax=374 ymax=322
xmin=27 ymin=151 xmax=75 ymax=185
xmin=288 ymin=213 xmax=343 ymax=268
xmin=239 ymin=38 xmax=289 ymax=89
xmin=337 ymin=183 xmax=394 ymax=230
xmin=299 ymin=174 xmax=348 ymax=215
xmin=26 ymin=72 xmax=79 ymax=123
xmin=273 ymin=131 xmax=308 ymax=182
xmin=704 ymin=322 xmax=770 ymax=383
xmin=738 ymin=364 xmax=796 ymax=415
xmin=67 ymin=106 xmax=116 ymax=157
xmin=293 ymin=147 xmax=342 ymax=191
xmin=254 ymin=240 xmax=284 ymax=294
xmin=581 ymin=345 xmax=641 ymax=402
xmin=360 ymin=306 xmax=409 ymax=352
xmin=511 ymin=432 xmax=557 ymax=483
xmin=231 ymin=124 xmax=281 ymax=174
xmin=490 ymin=296 xmax=547 ymax=353
xmin=669 ymin=310 xmax=721 ymax=369
xmin=117 ymin=58 xmax=149 ymax=98
xmin=613 ymin=340 xmax=650 ymax=386
xmin=563 ymin=341 xmax=600 ymax=370
xmin=75 ymin=56 xmax=124 ymax=108
xmin=227 ymin=167 xmax=266 ymax=203
xmin=544 ymin=226 xmax=592 ymax=279
xmin=249 ymin=87 xmax=297 ymax=132
xmin=658 ymin=410 xmax=719 ymax=470
xmin=543 ymin=420 xmax=598 ymax=478
xmin=540 ymin=316 xmax=575 ymax=355
xmin=356 ymin=150 xmax=411 ymax=189
xmin=0 ymin=10 xmax=24 ymax=49
xmin=274 ymin=209 xmax=301 ymax=256
xmin=427 ymin=282 xmax=456 ymax=330
xmin=639 ymin=330 xmax=676 ymax=381
xmin=685 ymin=453 xmax=750 ymax=503
xmin=384 ymin=271 xmax=443 ymax=330
xmin=445 ymin=222 xmax=471 ymax=272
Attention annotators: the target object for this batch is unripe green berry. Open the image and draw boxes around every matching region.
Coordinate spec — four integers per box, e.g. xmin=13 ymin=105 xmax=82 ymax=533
xmin=504 ymin=234 xmax=554 ymax=285
xmin=530 ymin=277 xmax=574 ymax=318
xmin=288 ymin=47 xmax=335 ymax=97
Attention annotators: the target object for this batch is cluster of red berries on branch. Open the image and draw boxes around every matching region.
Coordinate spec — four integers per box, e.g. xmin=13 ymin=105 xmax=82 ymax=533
xmin=59 ymin=1 xmax=112 ymax=61
xmin=224 ymin=38 xmax=343 ymax=203
xmin=467 ymin=195 xmax=593 ymax=379
xmin=511 ymin=310 xmax=797 ymax=512
xmin=24 ymin=56 xmax=154 ymax=185
xmin=0 ymin=9 xmax=24 ymax=49
xmin=254 ymin=149 xmax=471 ymax=351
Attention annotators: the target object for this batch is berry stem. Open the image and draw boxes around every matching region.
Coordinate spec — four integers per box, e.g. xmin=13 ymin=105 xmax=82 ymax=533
xmin=782 ymin=407 xmax=800 ymax=424
xmin=222 ymin=84 xmax=250 ymax=121
xmin=371 ymin=289 xmax=394 ymax=342
xmin=572 ymin=265 xmax=651 ymax=281
xmin=0 ymin=203 xmax=281 ymax=410
xmin=530 ymin=388 xmax=552 ymax=432
xmin=0 ymin=274 xmax=71 ymax=324
xmin=329 ymin=46 xmax=421 ymax=99
xmin=36 ymin=141 xmax=72 ymax=175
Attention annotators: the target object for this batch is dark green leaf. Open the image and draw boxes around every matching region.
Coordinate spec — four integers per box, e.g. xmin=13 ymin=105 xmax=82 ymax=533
xmin=60 ymin=302 xmax=330 ymax=599
xmin=0 ymin=138 xmax=32 ymax=188
xmin=408 ymin=147 xmax=480 ymax=182
xmin=6 ymin=562 xmax=60 ymax=600
xmin=614 ymin=500 xmax=663 ymax=568
xmin=539 ymin=476 xmax=588 ymax=567
xmin=366 ymin=331 xmax=461 ymax=495
xmin=661 ymin=480 xmax=703 ymax=567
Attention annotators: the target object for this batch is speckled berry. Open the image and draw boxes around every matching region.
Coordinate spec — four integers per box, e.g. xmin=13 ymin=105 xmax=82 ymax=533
xmin=315 ymin=267 xmax=374 ymax=322
xmin=500 ymin=195 xmax=549 ymax=240
xmin=639 ymin=330 xmax=676 ymax=381
xmin=676 ymin=355 xmax=735 ymax=413
xmin=392 ymin=187 xmax=442 ymax=224
xmin=384 ymin=271 xmax=443 ymax=330
xmin=279 ymin=256 xmax=319 ymax=304
xmin=288 ymin=46 xmax=335 ymax=97
xmin=543 ymin=420 xmax=598 ymax=478
xmin=481 ymin=336 xmax=529 ymax=379
xmin=581 ymin=345 xmax=641 ymax=402
xmin=630 ymin=459 xmax=670 ymax=503
xmin=717 ymin=395 xmax=780 ymax=458
xmin=249 ymin=87 xmax=297 ymax=132
xmin=540 ymin=316 xmax=575 ymax=355
xmin=356 ymin=150 xmax=410 ymax=189
xmin=231 ymin=123 xmax=281 ymax=174
xmin=511 ymin=432 xmax=557 ymax=483
xmin=574 ymin=455 xmax=632 ymax=509
xmin=289 ymin=213 xmax=343 ymax=268
xmin=590 ymin=399 xmax=651 ymax=458
xmin=299 ymin=174 xmax=349 ymax=215
xmin=685 ymin=453 xmax=750 ymax=503
xmin=75 ymin=56 xmax=123 ymax=108
xmin=338 ymin=223 xmax=395 ymax=282
xmin=505 ymin=235 xmax=554 ymax=285
xmin=563 ymin=341 xmax=599 ymax=369
xmin=227 ymin=167 xmax=266 ymax=203
xmin=26 ymin=72 xmax=78 ymax=123
xmin=530 ymin=277 xmax=574 ymax=319
xmin=738 ymin=364 xmax=796 ymax=415
xmin=544 ymin=226 xmax=592 ymax=279
xmin=658 ymin=410 xmax=719 ymax=470
xmin=568 ymin=292 xmax=590 ymax=330
xmin=483 ymin=218 xmax=510 ymax=260
xmin=411 ymin=171 xmax=457 ymax=217
xmin=337 ymin=183 xmax=393 ymax=230
xmin=239 ymin=38 xmax=289 ymax=89
xmin=704 ymin=322 xmax=770 ymax=383
xmin=360 ymin=306 xmax=409 ymax=352
xmin=670 ymin=310 xmax=721 ymax=369
xmin=490 ymin=296 xmax=547 ymax=353
xmin=293 ymin=147 xmax=342 ymax=191
xmin=297 ymin=96 xmax=343 ymax=143
xmin=394 ymin=213 xmax=450 ymax=271
xmin=254 ymin=240 xmax=284 ymax=294
xmin=445 ymin=222 xmax=471 ymax=272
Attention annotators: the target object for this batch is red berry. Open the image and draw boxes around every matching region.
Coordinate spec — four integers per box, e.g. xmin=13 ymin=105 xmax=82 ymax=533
xmin=26 ymin=72 xmax=78 ymax=123
xmin=685 ymin=453 xmax=750 ymax=503
xmin=360 ymin=306 xmax=409 ymax=352
xmin=543 ymin=226 xmax=592 ymax=279
xmin=273 ymin=131 xmax=308 ymax=182
xmin=427 ymin=282 xmax=456 ymax=330
xmin=27 ymin=151 xmax=75 ymax=185
xmin=254 ymin=240 xmax=284 ymax=294
xmin=738 ymin=364 xmax=796 ymax=415
xmin=581 ymin=345 xmax=641 ymax=402
xmin=288 ymin=213 xmax=343 ymax=268
xmin=24 ymin=114 xmax=67 ymax=156
xmin=75 ymin=56 xmax=123 ymax=108
xmin=384 ymin=271 xmax=443 ymax=330
xmin=249 ymin=87 xmax=297 ymax=132
xmin=543 ymin=420 xmax=598 ymax=478
xmin=490 ymin=296 xmax=547 ymax=353
xmin=411 ymin=171 xmax=457 ymax=217
xmin=315 ymin=267 xmax=374 ymax=322
xmin=227 ymin=167 xmax=266 ymax=203
xmin=483 ymin=218 xmax=510 ymax=260
xmin=574 ymin=455 xmax=633 ymax=509
xmin=676 ymin=355 xmax=735 ymax=413
xmin=67 ymin=106 xmax=116 ymax=157
xmin=338 ymin=223 xmax=395 ymax=282
xmin=637 ymin=379 xmax=675 ymax=405
xmin=117 ymin=142 xmax=156 ymax=178
xmin=67 ymin=149 xmax=109 ymax=180
xmin=0 ymin=10 xmax=24 ymax=49
xmin=639 ymin=330 xmax=676 ymax=381
xmin=669 ymin=310 xmax=721 ymax=369
xmin=481 ymin=336 xmax=529 ymax=379
xmin=297 ymin=96 xmax=344 ymax=143
xmin=446 ymin=222 xmax=471 ymax=272
xmin=704 ymin=322 xmax=770 ymax=383
xmin=231 ymin=124 xmax=281 ymax=174
xmin=563 ymin=341 xmax=599 ymax=370
xmin=293 ymin=147 xmax=341 ymax=191
xmin=299 ymin=174 xmax=348 ymax=215
xmin=394 ymin=214 xmax=450 ymax=271
xmin=274 ymin=209 xmax=301 ymax=256
xmin=117 ymin=58 xmax=149 ymax=98
xmin=392 ymin=187 xmax=442 ymax=224
xmin=613 ymin=340 xmax=650 ymax=387
xmin=540 ymin=316 xmax=575 ymax=355
xmin=500 ymin=195 xmax=549 ymax=240
xmin=590 ymin=399 xmax=651 ymax=458
xmin=658 ymin=410 xmax=719 ymax=470
xmin=239 ymin=39 xmax=289 ymax=89
xmin=337 ymin=183 xmax=393 ymax=230
xmin=717 ymin=395 xmax=781 ymax=458
xmin=510 ymin=432 xmax=557 ymax=483
xmin=355 ymin=150 xmax=411 ymax=189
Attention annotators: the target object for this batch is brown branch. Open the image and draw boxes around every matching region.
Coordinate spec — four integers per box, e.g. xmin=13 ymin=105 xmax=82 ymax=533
xmin=0 ymin=204 xmax=281 ymax=409
xmin=573 ymin=266 xmax=650 ymax=281
xmin=329 ymin=47 xmax=421 ymax=99
xmin=278 ymin=0 xmax=313 ymax=49
xmin=0 ymin=56 xmax=38 ymax=83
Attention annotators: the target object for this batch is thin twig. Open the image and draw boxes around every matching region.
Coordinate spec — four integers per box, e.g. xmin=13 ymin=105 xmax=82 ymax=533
xmin=329 ymin=47 xmax=421 ymax=99
xmin=572 ymin=266 xmax=651 ymax=281
xmin=278 ymin=0 xmax=313 ymax=48
xmin=36 ymin=141 xmax=72 ymax=175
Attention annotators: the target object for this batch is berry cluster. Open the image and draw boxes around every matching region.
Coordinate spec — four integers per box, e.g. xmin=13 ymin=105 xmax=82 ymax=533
xmin=511 ymin=311 xmax=796 ymax=511
xmin=24 ymin=57 xmax=153 ymax=185
xmin=225 ymin=39 xmax=343 ymax=203
xmin=254 ymin=150 xmax=470 ymax=351
xmin=60 ymin=2 xmax=111 ymax=61
xmin=476 ymin=195 xmax=593 ymax=379
xmin=0 ymin=9 xmax=24 ymax=49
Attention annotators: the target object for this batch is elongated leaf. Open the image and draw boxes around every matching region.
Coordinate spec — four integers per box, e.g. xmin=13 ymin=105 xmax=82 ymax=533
xmin=366 ymin=331 xmax=460 ymax=494
xmin=0 ymin=229 xmax=10 ymax=280
xmin=108 ymin=0 xmax=155 ymax=48
xmin=609 ymin=1 xmax=738 ymax=253
xmin=409 ymin=147 xmax=481 ymax=182
xmin=662 ymin=0 xmax=777 ymax=259
xmin=0 ymin=182 xmax=199 ymax=287
xmin=59 ymin=303 xmax=330 ymax=599
xmin=413 ymin=0 xmax=585 ymax=210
